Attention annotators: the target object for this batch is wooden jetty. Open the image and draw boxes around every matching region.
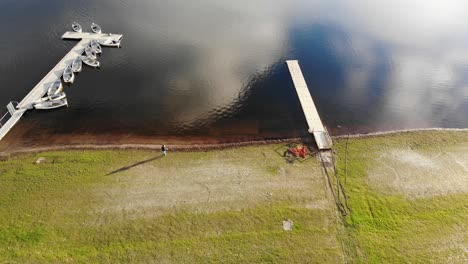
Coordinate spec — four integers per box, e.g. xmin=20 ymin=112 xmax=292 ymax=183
xmin=286 ymin=60 xmax=333 ymax=150
xmin=0 ymin=31 xmax=123 ymax=141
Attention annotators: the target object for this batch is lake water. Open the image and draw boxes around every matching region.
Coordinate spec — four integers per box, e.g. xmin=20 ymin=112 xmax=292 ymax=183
xmin=1 ymin=0 xmax=467 ymax=148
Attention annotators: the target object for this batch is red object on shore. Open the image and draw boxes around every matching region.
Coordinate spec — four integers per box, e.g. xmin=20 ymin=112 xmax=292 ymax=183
xmin=288 ymin=145 xmax=309 ymax=158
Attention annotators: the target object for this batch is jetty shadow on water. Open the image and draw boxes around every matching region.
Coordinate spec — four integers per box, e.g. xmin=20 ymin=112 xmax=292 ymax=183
xmin=106 ymin=155 xmax=163 ymax=175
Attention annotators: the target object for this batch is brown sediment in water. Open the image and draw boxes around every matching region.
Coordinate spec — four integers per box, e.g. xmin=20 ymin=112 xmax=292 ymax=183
xmin=0 ymin=120 xmax=310 ymax=155
xmin=0 ymin=127 xmax=466 ymax=156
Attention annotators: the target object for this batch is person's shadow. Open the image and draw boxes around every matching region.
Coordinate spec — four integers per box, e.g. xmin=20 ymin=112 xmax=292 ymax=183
xmin=106 ymin=155 xmax=164 ymax=175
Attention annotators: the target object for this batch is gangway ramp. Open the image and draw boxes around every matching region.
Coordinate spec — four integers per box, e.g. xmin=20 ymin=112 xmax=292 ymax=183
xmin=286 ymin=60 xmax=332 ymax=150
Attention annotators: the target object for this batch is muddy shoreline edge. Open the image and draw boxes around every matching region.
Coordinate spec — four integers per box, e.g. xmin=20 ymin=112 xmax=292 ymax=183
xmin=1 ymin=127 xmax=467 ymax=156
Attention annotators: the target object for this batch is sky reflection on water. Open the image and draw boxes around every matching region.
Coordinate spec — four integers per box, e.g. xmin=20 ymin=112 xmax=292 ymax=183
xmin=0 ymin=0 xmax=466 ymax=146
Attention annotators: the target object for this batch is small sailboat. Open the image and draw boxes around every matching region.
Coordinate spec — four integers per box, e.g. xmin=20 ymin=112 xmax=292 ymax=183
xmin=34 ymin=98 xmax=68 ymax=110
xmin=35 ymin=92 xmax=67 ymax=104
xmin=80 ymin=56 xmax=100 ymax=68
xmin=85 ymin=46 xmax=97 ymax=59
xmin=47 ymin=79 xmax=63 ymax=96
xmin=72 ymin=22 xmax=82 ymax=33
xmin=91 ymin=23 xmax=102 ymax=34
xmin=90 ymin=40 xmax=102 ymax=54
xmin=71 ymin=56 xmax=82 ymax=73
xmin=63 ymin=65 xmax=75 ymax=84
xmin=98 ymin=38 xmax=121 ymax=47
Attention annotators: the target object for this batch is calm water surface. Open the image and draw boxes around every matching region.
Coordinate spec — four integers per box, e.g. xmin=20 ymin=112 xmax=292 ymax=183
xmin=0 ymin=0 xmax=467 ymax=147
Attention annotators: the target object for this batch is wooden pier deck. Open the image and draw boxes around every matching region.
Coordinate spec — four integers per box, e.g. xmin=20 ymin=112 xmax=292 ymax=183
xmin=0 ymin=109 xmax=27 ymax=141
xmin=286 ymin=60 xmax=332 ymax=150
xmin=62 ymin=31 xmax=123 ymax=41
xmin=17 ymin=39 xmax=90 ymax=110
xmin=0 ymin=30 xmax=123 ymax=141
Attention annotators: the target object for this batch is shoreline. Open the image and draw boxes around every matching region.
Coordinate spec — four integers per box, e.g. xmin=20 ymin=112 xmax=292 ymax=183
xmin=332 ymin=127 xmax=468 ymax=138
xmin=1 ymin=127 xmax=467 ymax=156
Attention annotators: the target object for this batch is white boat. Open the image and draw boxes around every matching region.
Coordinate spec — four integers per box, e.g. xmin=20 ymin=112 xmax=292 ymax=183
xmin=80 ymin=56 xmax=100 ymax=68
xmin=98 ymin=38 xmax=121 ymax=47
xmin=63 ymin=65 xmax=75 ymax=83
xmin=34 ymin=98 xmax=68 ymax=110
xmin=47 ymin=79 xmax=63 ymax=96
xmin=71 ymin=56 xmax=82 ymax=73
xmin=90 ymin=40 xmax=102 ymax=54
xmin=85 ymin=47 xmax=97 ymax=59
xmin=91 ymin=23 xmax=102 ymax=34
xmin=35 ymin=92 xmax=67 ymax=103
xmin=72 ymin=22 xmax=82 ymax=33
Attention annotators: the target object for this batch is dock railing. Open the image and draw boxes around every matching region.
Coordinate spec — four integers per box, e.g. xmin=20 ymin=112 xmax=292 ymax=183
xmin=0 ymin=111 xmax=10 ymax=129
xmin=0 ymin=101 xmax=19 ymax=129
xmin=6 ymin=102 xmax=18 ymax=115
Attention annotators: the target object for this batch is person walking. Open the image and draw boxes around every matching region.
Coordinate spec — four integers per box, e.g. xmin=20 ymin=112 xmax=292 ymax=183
xmin=161 ymin=144 xmax=167 ymax=156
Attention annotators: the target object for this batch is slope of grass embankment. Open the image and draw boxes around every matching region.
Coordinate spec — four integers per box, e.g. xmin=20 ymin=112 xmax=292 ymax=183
xmin=0 ymin=130 xmax=467 ymax=263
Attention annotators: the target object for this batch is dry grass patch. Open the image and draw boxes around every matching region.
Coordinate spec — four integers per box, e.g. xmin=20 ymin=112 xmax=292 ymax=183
xmin=96 ymin=149 xmax=328 ymax=218
xmin=335 ymin=131 xmax=468 ymax=263
xmin=369 ymin=146 xmax=468 ymax=198
xmin=0 ymin=145 xmax=343 ymax=263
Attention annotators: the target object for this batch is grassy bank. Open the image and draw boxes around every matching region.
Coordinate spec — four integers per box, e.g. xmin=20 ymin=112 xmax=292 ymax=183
xmin=0 ymin=131 xmax=467 ymax=263
xmin=0 ymin=144 xmax=343 ymax=263
xmin=334 ymin=131 xmax=468 ymax=263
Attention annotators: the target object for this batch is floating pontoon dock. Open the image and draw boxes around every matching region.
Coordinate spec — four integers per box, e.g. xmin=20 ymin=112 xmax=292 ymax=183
xmin=0 ymin=30 xmax=122 ymax=141
xmin=286 ymin=60 xmax=333 ymax=150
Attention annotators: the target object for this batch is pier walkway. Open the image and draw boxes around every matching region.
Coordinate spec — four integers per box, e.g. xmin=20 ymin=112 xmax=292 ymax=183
xmin=0 ymin=31 xmax=123 ymax=141
xmin=286 ymin=60 xmax=332 ymax=150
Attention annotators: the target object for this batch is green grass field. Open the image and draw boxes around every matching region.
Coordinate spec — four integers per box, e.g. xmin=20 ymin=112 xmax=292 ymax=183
xmin=334 ymin=131 xmax=468 ymax=263
xmin=0 ymin=131 xmax=467 ymax=263
xmin=0 ymin=145 xmax=343 ymax=263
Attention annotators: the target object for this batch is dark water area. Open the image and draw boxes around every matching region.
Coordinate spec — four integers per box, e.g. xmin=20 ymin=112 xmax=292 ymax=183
xmin=1 ymin=0 xmax=467 ymax=148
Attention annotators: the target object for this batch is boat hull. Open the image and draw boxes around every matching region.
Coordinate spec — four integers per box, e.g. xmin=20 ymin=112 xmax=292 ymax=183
xmin=47 ymin=80 xmax=63 ymax=96
xmin=65 ymin=73 xmax=75 ymax=84
xmin=98 ymin=38 xmax=121 ymax=47
xmin=63 ymin=66 xmax=75 ymax=84
xmin=35 ymin=92 xmax=67 ymax=104
xmin=91 ymin=40 xmax=102 ymax=54
xmin=85 ymin=47 xmax=97 ymax=59
xmin=91 ymin=23 xmax=102 ymax=34
xmin=34 ymin=98 xmax=68 ymax=110
xmin=72 ymin=22 xmax=82 ymax=33
xmin=80 ymin=56 xmax=100 ymax=68
xmin=72 ymin=57 xmax=82 ymax=73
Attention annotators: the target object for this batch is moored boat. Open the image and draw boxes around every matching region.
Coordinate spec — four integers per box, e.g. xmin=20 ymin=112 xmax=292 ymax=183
xmin=35 ymin=92 xmax=67 ymax=103
xmin=47 ymin=79 xmax=63 ymax=96
xmin=91 ymin=23 xmax=102 ymax=34
xmin=80 ymin=56 xmax=100 ymax=68
xmin=85 ymin=46 xmax=97 ymax=59
xmin=71 ymin=56 xmax=82 ymax=73
xmin=63 ymin=65 xmax=75 ymax=83
xmin=33 ymin=98 xmax=68 ymax=110
xmin=72 ymin=22 xmax=82 ymax=33
xmin=98 ymin=38 xmax=121 ymax=47
xmin=90 ymin=40 xmax=102 ymax=54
